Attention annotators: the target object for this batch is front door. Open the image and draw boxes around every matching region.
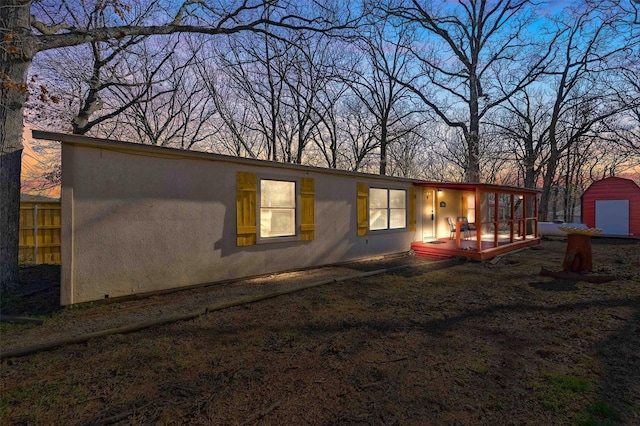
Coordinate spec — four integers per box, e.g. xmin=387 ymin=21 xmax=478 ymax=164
xmin=422 ymin=188 xmax=436 ymax=242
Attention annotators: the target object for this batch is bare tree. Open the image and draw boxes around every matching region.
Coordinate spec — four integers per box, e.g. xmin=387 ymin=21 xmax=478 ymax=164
xmin=386 ymin=125 xmax=429 ymax=178
xmin=415 ymin=127 xmax=467 ymax=182
xmin=20 ymin=137 xmax=61 ymax=197
xmin=198 ymin=68 xmax=263 ymax=158
xmin=110 ymin=47 xmax=217 ymax=149
xmin=277 ymin=30 xmax=336 ymax=164
xmin=599 ymin=68 xmax=640 ymax=158
xmin=206 ymin=21 xmax=345 ymax=165
xmin=383 ymin=0 xmax=554 ymax=182
xmin=536 ymin=1 xmax=639 ymax=221
xmin=211 ymin=28 xmax=289 ymax=161
xmin=490 ymin=88 xmax=550 ymax=190
xmin=26 ymin=2 xmax=180 ymax=137
xmin=308 ymin=51 xmax=353 ymax=169
xmin=1 ymin=0 xmax=357 ymax=289
xmin=339 ymin=96 xmax=381 ymax=173
xmin=347 ymin=15 xmax=418 ymax=175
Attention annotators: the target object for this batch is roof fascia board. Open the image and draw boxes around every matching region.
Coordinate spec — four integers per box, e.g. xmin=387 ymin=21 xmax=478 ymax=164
xmin=33 ymin=130 xmax=418 ymax=185
xmin=415 ymin=181 xmax=540 ymax=195
xmin=32 ymin=130 xmax=540 ymax=193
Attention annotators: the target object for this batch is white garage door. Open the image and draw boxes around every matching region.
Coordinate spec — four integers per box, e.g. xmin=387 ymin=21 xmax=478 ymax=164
xmin=595 ymin=200 xmax=629 ymax=235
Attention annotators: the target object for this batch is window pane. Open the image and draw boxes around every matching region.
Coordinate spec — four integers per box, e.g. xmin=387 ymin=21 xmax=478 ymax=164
xmin=261 ymin=180 xmax=295 ymax=207
xmin=260 ymin=208 xmax=296 ymax=237
xmin=389 ymin=209 xmax=406 ymax=229
xmin=389 ymin=189 xmax=406 ymax=208
xmin=369 ymin=188 xmax=388 ymax=208
xmin=467 ymin=194 xmax=475 ymax=209
xmin=370 ymin=208 xmax=388 ymax=230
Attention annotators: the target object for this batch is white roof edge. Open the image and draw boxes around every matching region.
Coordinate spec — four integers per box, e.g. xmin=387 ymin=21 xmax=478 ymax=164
xmin=32 ymin=130 xmax=421 ymax=184
xmin=32 ymin=130 xmax=538 ymax=193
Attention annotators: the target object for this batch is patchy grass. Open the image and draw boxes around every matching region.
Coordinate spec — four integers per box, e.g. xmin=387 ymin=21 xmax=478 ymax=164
xmin=1 ymin=238 xmax=639 ymax=425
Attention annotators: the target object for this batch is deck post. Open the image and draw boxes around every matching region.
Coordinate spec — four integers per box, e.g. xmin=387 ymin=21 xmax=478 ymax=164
xmin=534 ymin=195 xmax=539 ymax=238
xmin=493 ymin=192 xmax=499 ymax=247
xmin=510 ymin=194 xmax=515 ymax=243
xmin=522 ymin=195 xmax=527 ymax=240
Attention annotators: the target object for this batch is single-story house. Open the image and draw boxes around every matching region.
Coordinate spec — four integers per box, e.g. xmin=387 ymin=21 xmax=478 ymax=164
xmin=33 ymin=130 xmax=540 ymax=305
xmin=581 ymin=176 xmax=640 ymax=237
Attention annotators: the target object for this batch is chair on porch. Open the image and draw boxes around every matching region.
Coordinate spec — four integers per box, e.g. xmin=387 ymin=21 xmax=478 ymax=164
xmin=446 ymin=217 xmax=459 ymax=239
xmin=457 ymin=217 xmax=476 ymax=239
xmin=447 ymin=216 xmax=473 ymax=240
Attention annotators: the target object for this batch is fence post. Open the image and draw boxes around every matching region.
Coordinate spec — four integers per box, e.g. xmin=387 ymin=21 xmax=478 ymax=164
xmin=33 ymin=204 xmax=39 ymax=264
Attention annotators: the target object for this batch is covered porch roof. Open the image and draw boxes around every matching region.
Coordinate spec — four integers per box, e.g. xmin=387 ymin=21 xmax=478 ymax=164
xmin=413 ymin=181 xmax=540 ymax=196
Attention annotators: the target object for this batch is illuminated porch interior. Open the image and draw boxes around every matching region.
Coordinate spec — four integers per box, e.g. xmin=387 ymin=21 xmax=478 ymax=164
xmin=412 ymin=182 xmax=540 ymax=261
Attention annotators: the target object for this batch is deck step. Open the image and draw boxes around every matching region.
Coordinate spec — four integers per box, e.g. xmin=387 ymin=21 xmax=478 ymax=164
xmin=411 ymin=241 xmax=454 ymax=260
xmin=414 ymin=251 xmax=452 ymax=260
xmin=411 ymin=246 xmax=453 ymax=260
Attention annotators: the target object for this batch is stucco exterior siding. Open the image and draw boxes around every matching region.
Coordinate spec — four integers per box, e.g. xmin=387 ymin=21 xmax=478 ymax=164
xmin=61 ymin=142 xmax=421 ymax=305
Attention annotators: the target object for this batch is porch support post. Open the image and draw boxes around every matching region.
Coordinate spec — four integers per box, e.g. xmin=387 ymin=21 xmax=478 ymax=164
xmin=510 ymin=194 xmax=515 ymax=243
xmin=534 ymin=194 xmax=539 ymax=238
xmin=522 ymin=195 xmax=527 ymax=240
xmin=493 ymin=192 xmax=499 ymax=247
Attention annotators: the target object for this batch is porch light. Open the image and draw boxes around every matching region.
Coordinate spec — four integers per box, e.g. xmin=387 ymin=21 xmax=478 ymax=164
xmin=437 ymin=188 xmax=442 ymax=194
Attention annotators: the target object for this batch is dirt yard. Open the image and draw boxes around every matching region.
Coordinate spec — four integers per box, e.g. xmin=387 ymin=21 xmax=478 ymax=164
xmin=1 ymin=238 xmax=639 ymax=425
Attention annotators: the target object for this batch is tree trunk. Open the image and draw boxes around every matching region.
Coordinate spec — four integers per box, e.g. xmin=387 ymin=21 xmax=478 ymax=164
xmin=465 ymin=130 xmax=481 ymax=183
xmin=1 ymin=0 xmax=33 ymax=290
xmin=539 ymin=142 xmax=560 ymax=222
xmin=563 ymin=234 xmax=594 ymax=272
xmin=379 ymin=113 xmax=389 ymax=175
xmin=466 ymin=71 xmax=481 ymax=183
xmin=523 ymin=161 xmax=536 ymax=189
xmin=0 ymin=150 xmax=22 ymax=289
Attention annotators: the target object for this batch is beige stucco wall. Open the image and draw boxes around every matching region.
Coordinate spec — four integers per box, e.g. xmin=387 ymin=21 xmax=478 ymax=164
xmin=61 ymin=143 xmax=422 ymax=305
xmin=433 ymin=188 xmax=463 ymax=239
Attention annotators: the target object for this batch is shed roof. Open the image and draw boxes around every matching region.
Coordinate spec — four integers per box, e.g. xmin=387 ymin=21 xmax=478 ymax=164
xmin=582 ymin=176 xmax=640 ymax=196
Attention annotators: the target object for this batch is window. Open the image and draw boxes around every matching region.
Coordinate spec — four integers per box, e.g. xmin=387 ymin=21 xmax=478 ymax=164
xmin=369 ymin=188 xmax=406 ymax=230
xmin=237 ymin=172 xmax=314 ymax=246
xmin=466 ymin=193 xmax=475 ymax=223
xmin=260 ymin=179 xmax=296 ymax=238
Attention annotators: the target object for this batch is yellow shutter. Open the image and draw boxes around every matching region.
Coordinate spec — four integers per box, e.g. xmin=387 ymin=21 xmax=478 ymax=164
xmin=409 ymin=186 xmax=416 ymax=231
xmin=236 ymin=171 xmax=257 ymax=246
xmin=357 ymin=182 xmax=368 ymax=236
xmin=300 ymin=177 xmax=315 ymax=241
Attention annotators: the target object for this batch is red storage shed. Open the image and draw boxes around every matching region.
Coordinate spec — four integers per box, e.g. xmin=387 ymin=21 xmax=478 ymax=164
xmin=581 ymin=177 xmax=640 ymax=237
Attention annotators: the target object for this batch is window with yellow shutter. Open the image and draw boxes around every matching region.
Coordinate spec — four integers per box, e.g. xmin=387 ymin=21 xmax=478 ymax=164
xmin=237 ymin=174 xmax=315 ymax=243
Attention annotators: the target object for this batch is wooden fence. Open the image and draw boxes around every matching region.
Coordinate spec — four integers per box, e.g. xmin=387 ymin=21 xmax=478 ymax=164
xmin=19 ymin=201 xmax=61 ymax=264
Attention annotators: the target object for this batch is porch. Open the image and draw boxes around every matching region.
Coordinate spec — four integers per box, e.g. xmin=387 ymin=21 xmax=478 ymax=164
xmin=411 ymin=234 xmax=540 ymax=260
xmin=414 ymin=182 xmax=540 ymax=260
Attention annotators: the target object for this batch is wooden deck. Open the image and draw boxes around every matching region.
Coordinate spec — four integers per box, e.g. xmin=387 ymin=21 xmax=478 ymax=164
xmin=411 ymin=236 xmax=540 ymax=261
